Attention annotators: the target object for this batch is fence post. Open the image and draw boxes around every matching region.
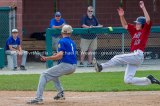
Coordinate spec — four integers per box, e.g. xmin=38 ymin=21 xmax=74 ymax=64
xmin=46 ymin=28 xmax=53 ymax=68
xmin=121 ymin=33 xmax=125 ymax=53
xmin=0 ymin=48 xmax=4 ymax=69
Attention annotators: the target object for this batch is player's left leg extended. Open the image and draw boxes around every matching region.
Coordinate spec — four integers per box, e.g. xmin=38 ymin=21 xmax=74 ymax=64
xmin=124 ymin=64 xmax=151 ymax=85
xmin=124 ymin=64 xmax=160 ymax=85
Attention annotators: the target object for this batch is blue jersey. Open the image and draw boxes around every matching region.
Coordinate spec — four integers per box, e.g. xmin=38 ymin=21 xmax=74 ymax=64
xmin=58 ymin=37 xmax=77 ymax=64
xmin=5 ymin=36 xmax=20 ymax=50
xmin=50 ymin=18 xmax=65 ymax=37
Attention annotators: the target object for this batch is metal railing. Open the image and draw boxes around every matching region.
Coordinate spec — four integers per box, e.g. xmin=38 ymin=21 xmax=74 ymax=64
xmin=46 ymin=26 xmax=160 ymax=68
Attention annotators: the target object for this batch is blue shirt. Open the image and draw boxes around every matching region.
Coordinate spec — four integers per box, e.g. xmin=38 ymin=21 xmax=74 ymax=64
xmin=58 ymin=37 xmax=77 ymax=64
xmin=81 ymin=15 xmax=99 ymax=26
xmin=50 ymin=18 xmax=65 ymax=37
xmin=80 ymin=15 xmax=99 ymax=39
xmin=5 ymin=36 xmax=20 ymax=50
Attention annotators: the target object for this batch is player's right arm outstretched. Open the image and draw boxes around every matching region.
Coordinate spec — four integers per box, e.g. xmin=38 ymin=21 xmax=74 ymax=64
xmin=139 ymin=1 xmax=150 ymax=24
xmin=117 ymin=7 xmax=128 ymax=29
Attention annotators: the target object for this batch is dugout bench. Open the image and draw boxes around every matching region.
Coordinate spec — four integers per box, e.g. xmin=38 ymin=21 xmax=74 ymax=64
xmin=22 ymin=38 xmax=45 ymax=51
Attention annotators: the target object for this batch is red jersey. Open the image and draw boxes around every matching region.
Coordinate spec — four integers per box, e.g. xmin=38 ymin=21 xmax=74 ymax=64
xmin=127 ymin=22 xmax=152 ymax=52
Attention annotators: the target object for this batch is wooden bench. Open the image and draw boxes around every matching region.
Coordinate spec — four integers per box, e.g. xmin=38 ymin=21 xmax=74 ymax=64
xmin=22 ymin=38 xmax=45 ymax=51
xmin=21 ymin=36 xmax=160 ymax=51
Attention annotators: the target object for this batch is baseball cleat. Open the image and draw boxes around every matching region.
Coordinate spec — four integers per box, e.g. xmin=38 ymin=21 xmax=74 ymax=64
xmin=93 ymin=58 xmax=102 ymax=72
xmin=20 ymin=65 xmax=27 ymax=70
xmin=147 ymin=75 xmax=160 ymax=85
xmin=79 ymin=62 xmax=84 ymax=67
xmin=54 ymin=91 xmax=65 ymax=100
xmin=27 ymin=98 xmax=43 ymax=104
xmin=13 ymin=67 xmax=17 ymax=71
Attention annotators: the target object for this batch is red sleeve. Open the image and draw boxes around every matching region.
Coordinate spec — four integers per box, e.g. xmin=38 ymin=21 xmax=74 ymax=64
xmin=127 ymin=23 xmax=136 ymax=37
xmin=143 ymin=21 xmax=152 ymax=32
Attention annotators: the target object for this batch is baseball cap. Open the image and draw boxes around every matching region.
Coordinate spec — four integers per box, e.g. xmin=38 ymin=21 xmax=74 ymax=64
xmin=12 ymin=29 xmax=18 ymax=33
xmin=61 ymin=25 xmax=73 ymax=34
xmin=55 ymin=12 xmax=61 ymax=16
xmin=134 ymin=16 xmax=146 ymax=25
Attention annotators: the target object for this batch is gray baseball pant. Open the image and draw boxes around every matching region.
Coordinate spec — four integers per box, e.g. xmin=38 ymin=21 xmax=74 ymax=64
xmin=5 ymin=50 xmax=28 ymax=67
xmin=35 ymin=62 xmax=76 ymax=100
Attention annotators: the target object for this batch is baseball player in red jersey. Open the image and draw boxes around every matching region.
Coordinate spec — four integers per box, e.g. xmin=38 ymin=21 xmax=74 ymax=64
xmin=93 ymin=1 xmax=160 ymax=85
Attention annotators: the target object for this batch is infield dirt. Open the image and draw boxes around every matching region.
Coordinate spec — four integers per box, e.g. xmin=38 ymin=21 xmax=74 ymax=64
xmin=0 ymin=91 xmax=160 ymax=106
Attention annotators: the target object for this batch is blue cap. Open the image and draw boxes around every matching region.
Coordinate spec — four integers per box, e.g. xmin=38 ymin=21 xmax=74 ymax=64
xmin=55 ymin=12 xmax=61 ymax=16
xmin=134 ymin=16 xmax=146 ymax=25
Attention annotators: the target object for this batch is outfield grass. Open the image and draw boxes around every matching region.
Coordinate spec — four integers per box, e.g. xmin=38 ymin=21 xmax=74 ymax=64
xmin=0 ymin=71 xmax=160 ymax=92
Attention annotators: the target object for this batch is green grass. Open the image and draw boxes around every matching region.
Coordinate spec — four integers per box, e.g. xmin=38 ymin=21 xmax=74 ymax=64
xmin=0 ymin=71 xmax=160 ymax=92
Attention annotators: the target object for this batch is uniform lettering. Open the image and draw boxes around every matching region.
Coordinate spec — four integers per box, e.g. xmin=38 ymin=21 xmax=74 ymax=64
xmin=133 ymin=32 xmax=141 ymax=45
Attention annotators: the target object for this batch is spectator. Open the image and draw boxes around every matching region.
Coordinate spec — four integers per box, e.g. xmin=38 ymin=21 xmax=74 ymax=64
xmin=50 ymin=11 xmax=66 ymax=51
xmin=80 ymin=6 xmax=103 ymax=66
xmin=5 ymin=29 xmax=28 ymax=71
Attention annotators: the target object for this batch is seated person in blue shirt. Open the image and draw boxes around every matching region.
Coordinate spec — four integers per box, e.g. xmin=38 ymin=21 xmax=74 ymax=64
xmin=50 ymin=11 xmax=66 ymax=51
xmin=80 ymin=6 xmax=103 ymax=66
xmin=5 ymin=29 xmax=28 ymax=70
xmin=27 ymin=25 xmax=77 ymax=104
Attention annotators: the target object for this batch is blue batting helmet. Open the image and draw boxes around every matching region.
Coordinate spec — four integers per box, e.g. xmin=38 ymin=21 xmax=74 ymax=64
xmin=134 ymin=16 xmax=146 ymax=25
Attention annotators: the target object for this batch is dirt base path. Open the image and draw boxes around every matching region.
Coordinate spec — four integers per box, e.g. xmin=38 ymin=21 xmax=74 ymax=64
xmin=0 ymin=91 xmax=160 ymax=106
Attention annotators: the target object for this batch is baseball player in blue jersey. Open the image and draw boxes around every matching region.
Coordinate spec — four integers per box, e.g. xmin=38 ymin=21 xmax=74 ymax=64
xmin=5 ymin=29 xmax=28 ymax=70
xmin=27 ymin=25 xmax=77 ymax=104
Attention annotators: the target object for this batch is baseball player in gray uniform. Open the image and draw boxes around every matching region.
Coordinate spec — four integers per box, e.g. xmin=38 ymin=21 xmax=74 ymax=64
xmin=93 ymin=1 xmax=160 ymax=86
xmin=27 ymin=25 xmax=77 ymax=104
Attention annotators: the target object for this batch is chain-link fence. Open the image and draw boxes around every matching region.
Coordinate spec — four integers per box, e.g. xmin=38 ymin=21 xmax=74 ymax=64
xmin=0 ymin=7 xmax=15 ymax=48
xmin=0 ymin=7 xmax=10 ymax=48
xmin=0 ymin=7 xmax=16 ymax=66
xmin=46 ymin=27 xmax=160 ymax=68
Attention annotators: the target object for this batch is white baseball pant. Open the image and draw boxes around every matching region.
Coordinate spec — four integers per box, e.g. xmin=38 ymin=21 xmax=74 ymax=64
xmin=101 ymin=50 xmax=151 ymax=85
